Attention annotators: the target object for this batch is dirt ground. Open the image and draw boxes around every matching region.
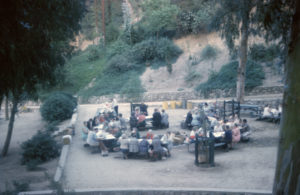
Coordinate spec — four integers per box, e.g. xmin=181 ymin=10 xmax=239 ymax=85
xmin=63 ymin=103 xmax=280 ymax=191
xmin=0 ymin=109 xmax=58 ymax=193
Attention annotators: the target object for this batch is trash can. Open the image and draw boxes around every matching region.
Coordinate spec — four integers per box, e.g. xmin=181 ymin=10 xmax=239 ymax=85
xmin=176 ymin=101 xmax=182 ymax=108
xmin=162 ymin=101 xmax=168 ymax=110
xmin=170 ymin=101 xmax=176 ymax=109
xmin=187 ymin=102 xmax=193 ymax=109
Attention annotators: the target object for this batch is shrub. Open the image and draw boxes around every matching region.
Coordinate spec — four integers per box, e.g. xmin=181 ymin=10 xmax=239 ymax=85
xmin=196 ymin=60 xmax=265 ymax=93
xmin=107 ymin=40 xmax=131 ymax=59
xmin=155 ymin=38 xmax=182 ymax=61
xmin=45 ymin=121 xmax=59 ymax=133
xmin=87 ymin=46 xmax=100 ymax=61
xmin=249 ymin=43 xmax=280 ymax=62
xmin=132 ymin=37 xmax=182 ymax=65
xmin=107 ymin=54 xmax=140 ymax=73
xmin=21 ymin=131 xmax=60 ymax=166
xmin=200 ymin=45 xmax=218 ymax=61
xmin=185 ymin=71 xmax=202 ymax=83
xmin=40 ymin=92 xmax=77 ymax=122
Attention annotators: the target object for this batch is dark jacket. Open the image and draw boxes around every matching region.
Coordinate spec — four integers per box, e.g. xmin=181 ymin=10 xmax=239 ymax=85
xmin=185 ymin=112 xmax=193 ymax=125
xmin=130 ymin=115 xmax=138 ymax=129
xmin=139 ymin=139 xmax=149 ymax=155
xmin=152 ymin=112 xmax=162 ymax=128
xmin=152 ymin=137 xmax=163 ymax=153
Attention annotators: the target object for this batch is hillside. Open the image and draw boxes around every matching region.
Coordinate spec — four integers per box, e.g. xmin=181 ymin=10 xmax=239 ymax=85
xmin=59 ymin=0 xmax=284 ymax=99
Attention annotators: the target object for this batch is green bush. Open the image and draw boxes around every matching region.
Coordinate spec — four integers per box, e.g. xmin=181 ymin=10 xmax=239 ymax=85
xmin=107 ymin=40 xmax=131 ymax=59
xmin=185 ymin=71 xmax=202 ymax=83
xmin=132 ymin=37 xmax=182 ymax=65
xmin=45 ymin=121 xmax=59 ymax=132
xmin=249 ymin=43 xmax=280 ymax=62
xmin=21 ymin=131 xmax=60 ymax=166
xmin=87 ymin=46 xmax=100 ymax=62
xmin=107 ymin=54 xmax=140 ymax=73
xmin=40 ymin=92 xmax=77 ymax=122
xmin=196 ymin=60 xmax=265 ymax=93
xmin=200 ymin=45 xmax=218 ymax=61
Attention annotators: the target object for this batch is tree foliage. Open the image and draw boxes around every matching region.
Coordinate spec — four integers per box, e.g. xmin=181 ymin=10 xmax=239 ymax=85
xmin=142 ymin=0 xmax=179 ymax=36
xmin=0 ymin=0 xmax=85 ymax=156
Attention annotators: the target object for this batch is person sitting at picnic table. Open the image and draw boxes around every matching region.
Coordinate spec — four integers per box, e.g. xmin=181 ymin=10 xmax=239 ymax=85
xmin=232 ymin=123 xmax=241 ymax=146
xmin=87 ymin=118 xmax=93 ymax=130
xmin=140 ymin=102 xmax=148 ymax=116
xmin=149 ymin=135 xmax=165 ymax=160
xmin=119 ymin=134 xmax=129 ymax=159
xmin=185 ymin=111 xmax=193 ymax=130
xmin=137 ymin=112 xmax=146 ymax=129
xmin=146 ymin=129 xmax=154 ymax=139
xmin=152 ymin=108 xmax=162 ymax=129
xmin=161 ymin=109 xmax=169 ymax=128
xmin=128 ymin=136 xmax=139 ymax=155
xmin=214 ymin=121 xmax=224 ymax=132
xmin=99 ymin=114 xmax=106 ymax=124
xmin=135 ymin=107 xmax=140 ymax=118
xmin=130 ymin=112 xmax=138 ymax=130
xmin=108 ymin=117 xmax=119 ymax=134
xmin=203 ymin=102 xmax=210 ymax=113
xmin=233 ymin=114 xmax=240 ymax=124
xmin=139 ymin=136 xmax=149 ymax=157
xmin=240 ymin=119 xmax=251 ymax=142
xmin=86 ymin=129 xmax=108 ymax=155
xmin=161 ymin=131 xmax=172 ymax=156
xmin=191 ymin=111 xmax=201 ymax=128
xmin=262 ymin=104 xmax=272 ymax=118
xmin=223 ymin=125 xmax=233 ymax=149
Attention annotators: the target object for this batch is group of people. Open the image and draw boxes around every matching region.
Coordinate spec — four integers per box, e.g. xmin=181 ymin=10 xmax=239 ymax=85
xmin=185 ymin=103 xmax=251 ymax=150
xmin=119 ymin=130 xmax=172 ymax=160
xmin=129 ymin=106 xmax=169 ymax=130
xmin=260 ymin=104 xmax=282 ymax=120
xmin=81 ymin=101 xmax=127 ymax=156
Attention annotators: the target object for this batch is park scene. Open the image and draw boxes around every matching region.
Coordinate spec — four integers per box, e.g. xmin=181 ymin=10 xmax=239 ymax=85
xmin=0 ymin=0 xmax=299 ymax=194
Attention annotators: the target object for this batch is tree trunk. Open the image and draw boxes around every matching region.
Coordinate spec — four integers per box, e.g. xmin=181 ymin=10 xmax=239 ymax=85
xmin=236 ymin=17 xmax=249 ymax=103
xmin=273 ymin=2 xmax=300 ymax=194
xmin=5 ymin=95 xmax=9 ymax=120
xmin=95 ymin=0 xmax=98 ymax=34
xmin=0 ymin=95 xmax=3 ymax=112
xmin=1 ymin=95 xmax=18 ymax=157
xmin=101 ymin=0 xmax=106 ymax=46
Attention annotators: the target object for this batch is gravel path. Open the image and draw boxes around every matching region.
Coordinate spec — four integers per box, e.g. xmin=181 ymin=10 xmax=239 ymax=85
xmin=63 ymin=103 xmax=279 ymax=191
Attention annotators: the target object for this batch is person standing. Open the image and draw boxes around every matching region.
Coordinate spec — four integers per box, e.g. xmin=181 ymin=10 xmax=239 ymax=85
xmin=161 ymin=109 xmax=169 ymax=128
xmin=112 ymin=98 xmax=118 ymax=115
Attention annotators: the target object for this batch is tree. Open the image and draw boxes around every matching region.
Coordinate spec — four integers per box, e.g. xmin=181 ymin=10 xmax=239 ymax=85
xmin=212 ymin=0 xmax=262 ymax=103
xmin=142 ymin=0 xmax=179 ymax=38
xmin=0 ymin=0 xmax=85 ymax=156
xmin=262 ymin=0 xmax=300 ymax=194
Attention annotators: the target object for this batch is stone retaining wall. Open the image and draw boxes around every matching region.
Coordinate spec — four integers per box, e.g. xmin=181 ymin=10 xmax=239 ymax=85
xmin=82 ymin=86 xmax=284 ymax=104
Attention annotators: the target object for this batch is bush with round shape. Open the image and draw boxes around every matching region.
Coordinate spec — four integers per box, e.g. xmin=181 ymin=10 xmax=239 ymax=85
xmin=40 ymin=92 xmax=77 ymax=122
xmin=21 ymin=131 xmax=60 ymax=166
